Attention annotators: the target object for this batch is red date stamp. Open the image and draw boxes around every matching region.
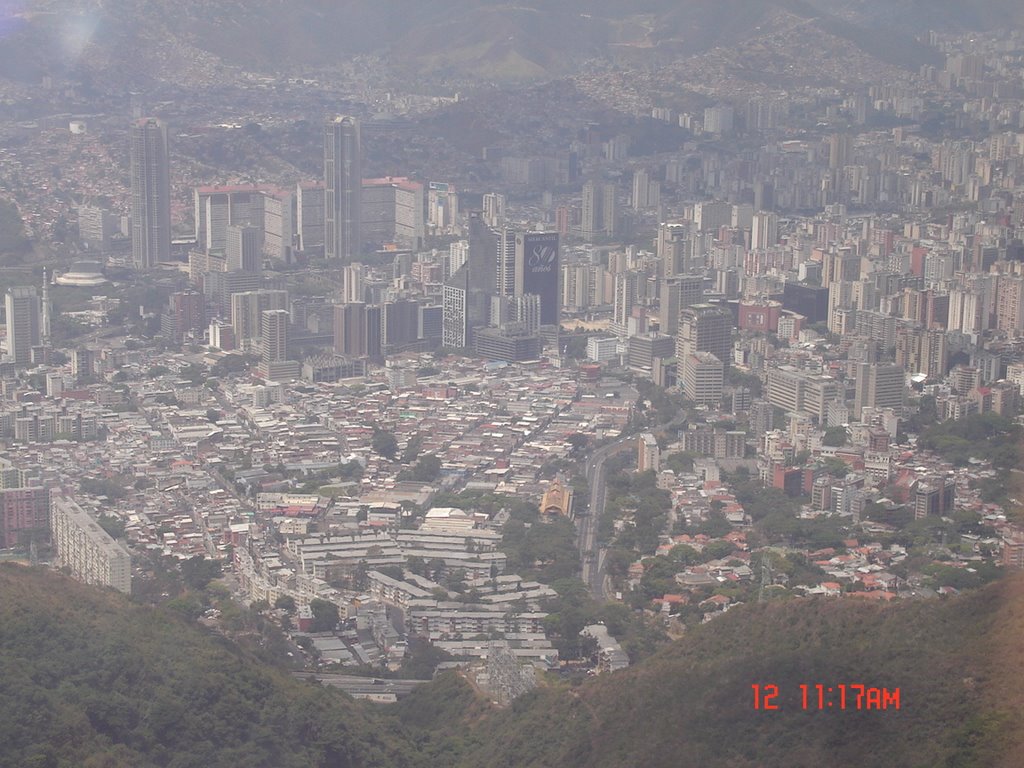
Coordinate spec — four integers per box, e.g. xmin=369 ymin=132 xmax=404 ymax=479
xmin=752 ymin=684 xmax=900 ymax=710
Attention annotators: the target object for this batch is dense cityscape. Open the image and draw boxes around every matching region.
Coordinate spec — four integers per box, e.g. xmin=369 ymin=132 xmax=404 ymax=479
xmin=3 ymin=4 xmax=1024 ymax=762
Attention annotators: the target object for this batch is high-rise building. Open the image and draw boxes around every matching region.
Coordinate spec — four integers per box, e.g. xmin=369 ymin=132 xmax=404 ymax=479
xmin=296 ymin=182 xmax=325 ymax=252
xmin=496 ymin=228 xmax=517 ymax=298
xmin=324 ymin=116 xmax=362 ymax=261
xmin=682 ymin=351 xmax=725 ymax=406
xmin=613 ymin=271 xmax=638 ymax=332
xmin=161 ymin=290 xmax=205 ymax=345
xmin=676 ymin=304 xmax=732 ymax=368
xmin=231 ymin=290 xmax=289 ymax=344
xmin=50 ymin=496 xmax=131 ymax=594
xmin=4 ymin=286 xmax=41 ymax=366
xmin=482 ymin=192 xmax=506 ymax=229
xmin=659 ymin=274 xmax=703 ymax=335
xmin=226 ymin=225 xmax=262 ymax=273
xmin=260 ymin=309 xmax=289 ymax=365
xmin=361 ymin=176 xmax=424 ymax=249
xmin=130 ymin=117 xmax=170 ymax=270
xmin=582 ymin=181 xmax=617 ymax=240
xmin=853 ymin=362 xmax=905 ymax=420
xmin=514 ymin=232 xmax=560 ymax=327
xmin=637 ymin=433 xmax=660 ymax=472
xmin=0 ymin=486 xmax=50 ymax=549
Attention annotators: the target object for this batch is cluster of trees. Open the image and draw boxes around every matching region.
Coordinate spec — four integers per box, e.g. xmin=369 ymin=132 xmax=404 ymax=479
xmin=918 ymin=412 xmax=1021 ymax=468
xmin=601 ymin=469 xmax=672 ymax=555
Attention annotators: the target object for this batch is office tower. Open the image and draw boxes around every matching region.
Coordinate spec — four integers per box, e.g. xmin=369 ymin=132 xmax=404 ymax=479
xmin=582 ymin=181 xmax=617 ymax=240
xmin=676 ymin=304 xmax=732 ymax=368
xmin=382 ymin=300 xmax=420 ymax=351
xmin=751 ymin=212 xmax=778 ymax=250
xmin=130 ymin=117 xmax=170 ymax=269
xmin=582 ymin=180 xmax=601 ymax=240
xmin=77 ymin=205 xmax=119 ymax=251
xmin=637 ymin=433 xmax=660 ymax=472
xmin=361 ymin=176 xmax=424 ymax=249
xmin=426 ymin=182 xmax=459 ymax=231
xmin=226 ymin=225 xmax=262 ymax=273
xmin=342 ymin=263 xmax=365 ymax=304
xmin=514 ymin=232 xmax=560 ymax=326
xmin=613 ymin=271 xmax=638 ymax=330
xmin=853 ymin=362 xmax=905 ymax=420
xmin=681 ymin=351 xmax=724 ymax=406
xmin=161 ymin=290 xmax=205 ymax=345
xmin=694 ymin=201 xmax=731 ymax=233
xmin=996 ymin=275 xmax=1024 ymax=333
xmin=193 ymin=184 xmax=271 ymax=253
xmin=0 ymin=486 xmax=50 ymax=549
xmin=296 ymin=182 xmax=325 ymax=251
xmin=767 ymin=366 xmax=838 ymax=423
xmin=333 ymin=302 xmax=369 ymax=356
xmin=513 ymin=294 xmax=542 ymax=336
xmin=659 ymin=274 xmax=703 ymax=335
xmin=5 ymin=287 xmax=41 ymax=366
xmin=203 ymin=270 xmax=261 ymax=316
xmin=231 ymin=290 xmax=289 ymax=344
xmin=71 ymin=348 xmax=95 ymax=383
xmin=442 ymin=270 xmax=469 ymax=349
xmin=602 ymin=183 xmax=617 ymax=237
xmin=496 ymin=228 xmax=517 ymax=297
xmin=829 ymin=133 xmax=852 ymax=170
xmin=632 ymin=169 xmax=651 ymax=210
xmin=260 ymin=309 xmax=289 ymax=364
xmin=50 ymin=496 xmax=131 ymax=594
xmin=703 ymin=105 xmax=734 ymax=134
xmin=657 ymin=222 xmax=690 ymax=277
xmin=483 ymin=192 xmax=506 ymax=229
xmin=324 ymin=116 xmax=362 ymax=261
xmin=260 ymin=189 xmax=295 ymax=263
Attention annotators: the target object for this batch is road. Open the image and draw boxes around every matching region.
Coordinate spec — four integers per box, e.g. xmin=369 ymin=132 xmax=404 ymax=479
xmin=578 ymin=418 xmax=687 ymax=601
xmin=579 ymin=436 xmax=635 ymax=600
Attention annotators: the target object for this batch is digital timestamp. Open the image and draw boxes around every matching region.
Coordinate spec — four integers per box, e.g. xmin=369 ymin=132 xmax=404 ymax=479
xmin=752 ymin=684 xmax=901 ymax=711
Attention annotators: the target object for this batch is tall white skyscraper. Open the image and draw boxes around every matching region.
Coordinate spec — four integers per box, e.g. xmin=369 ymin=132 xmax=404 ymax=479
xmin=324 ymin=116 xmax=362 ymax=261
xmin=130 ymin=117 xmax=170 ymax=270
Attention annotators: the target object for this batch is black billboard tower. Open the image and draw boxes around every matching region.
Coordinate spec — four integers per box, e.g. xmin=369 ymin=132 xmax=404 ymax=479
xmin=514 ymin=232 xmax=560 ymax=326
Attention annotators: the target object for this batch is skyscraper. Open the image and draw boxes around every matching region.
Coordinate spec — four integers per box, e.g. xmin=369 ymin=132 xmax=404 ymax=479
xmin=5 ymin=286 xmax=41 ymax=366
xmin=676 ymin=304 xmax=733 ymax=368
xmin=130 ymin=117 xmax=171 ymax=270
xmin=514 ymin=232 xmax=560 ymax=326
xmin=226 ymin=225 xmax=262 ymax=273
xmin=324 ymin=116 xmax=362 ymax=261
xmin=260 ymin=309 xmax=289 ymax=365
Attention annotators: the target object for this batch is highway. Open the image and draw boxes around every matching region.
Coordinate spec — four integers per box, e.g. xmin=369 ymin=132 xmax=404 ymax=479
xmin=579 ymin=436 xmax=635 ymax=600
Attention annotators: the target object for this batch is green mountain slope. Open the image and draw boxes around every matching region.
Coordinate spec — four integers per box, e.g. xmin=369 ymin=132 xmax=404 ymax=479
xmin=0 ymin=564 xmax=425 ymax=768
xmin=4 ymin=563 xmax=1024 ymax=767
xmin=413 ymin=578 xmax=1024 ymax=768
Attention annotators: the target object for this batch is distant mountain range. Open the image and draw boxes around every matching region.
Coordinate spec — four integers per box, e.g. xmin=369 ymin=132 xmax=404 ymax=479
xmin=4 ymin=563 xmax=1024 ymax=767
xmin=0 ymin=0 xmax=1021 ymax=87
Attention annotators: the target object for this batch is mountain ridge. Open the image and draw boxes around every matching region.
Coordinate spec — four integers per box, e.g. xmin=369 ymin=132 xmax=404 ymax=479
xmin=0 ymin=0 xmax=1018 ymax=87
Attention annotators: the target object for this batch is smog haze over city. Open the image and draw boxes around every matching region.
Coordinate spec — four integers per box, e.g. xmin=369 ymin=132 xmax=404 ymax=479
xmin=4 ymin=2 xmax=1024 ymax=766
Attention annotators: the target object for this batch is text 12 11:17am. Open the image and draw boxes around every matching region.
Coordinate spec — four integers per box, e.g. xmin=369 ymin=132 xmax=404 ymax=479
xmin=751 ymin=684 xmax=901 ymax=710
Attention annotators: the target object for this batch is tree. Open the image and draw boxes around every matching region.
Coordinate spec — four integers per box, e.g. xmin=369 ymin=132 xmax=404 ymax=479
xmin=822 ymin=426 xmax=848 ymax=447
xmin=371 ymin=429 xmax=398 ymax=460
xmin=181 ymin=556 xmax=221 ymax=591
xmin=566 ymin=433 xmax=590 ymax=454
xmin=206 ymin=408 xmax=221 ymax=423
xmin=274 ymin=595 xmax=296 ymax=612
xmin=309 ymin=599 xmax=340 ymax=632
xmin=411 ymin=454 xmax=442 ymax=482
